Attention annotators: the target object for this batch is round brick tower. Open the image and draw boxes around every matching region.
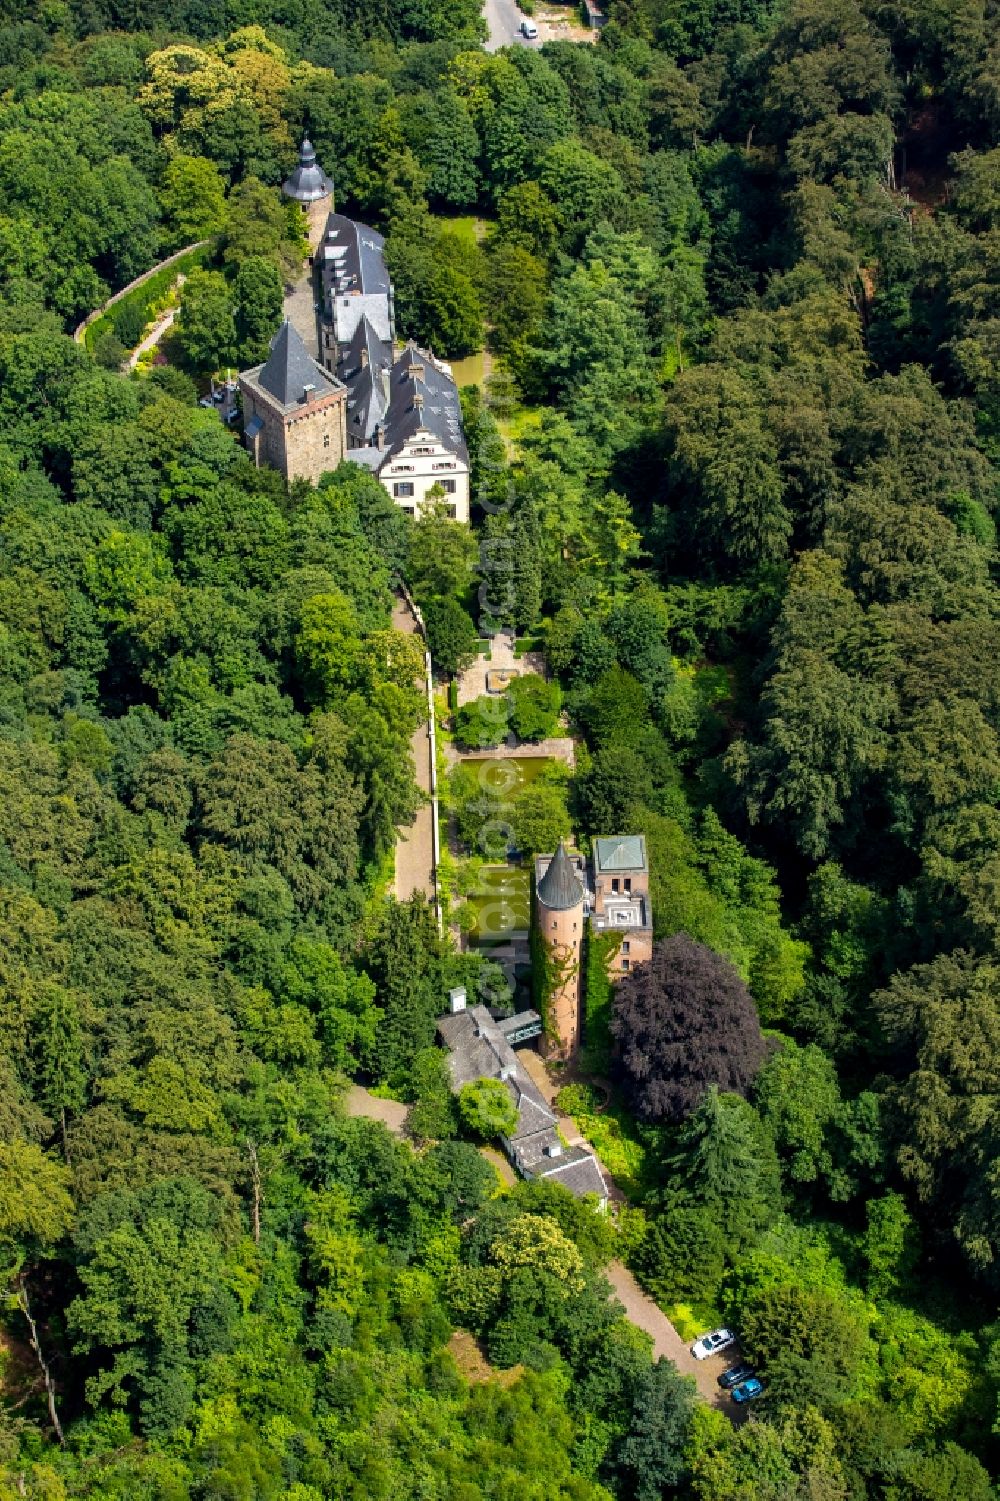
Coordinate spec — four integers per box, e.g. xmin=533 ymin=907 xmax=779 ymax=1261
xmin=282 ymin=138 xmax=334 ymax=254
xmin=534 ymin=840 xmax=585 ymax=1058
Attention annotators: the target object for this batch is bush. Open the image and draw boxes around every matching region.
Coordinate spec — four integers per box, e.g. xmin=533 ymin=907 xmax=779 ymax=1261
xmin=455 ymin=694 xmax=509 ymax=750
xmin=92 ymin=331 xmax=127 ymax=369
xmin=508 ymin=672 xmax=561 ymax=741
xmin=458 ymin=1077 xmax=520 ymax=1140
xmin=113 ymin=299 xmax=148 ymax=349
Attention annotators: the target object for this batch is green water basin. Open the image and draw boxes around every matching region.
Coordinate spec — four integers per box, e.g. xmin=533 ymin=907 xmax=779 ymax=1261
xmin=459 ymin=755 xmax=555 ymax=792
xmin=464 ymin=865 xmax=531 ymax=941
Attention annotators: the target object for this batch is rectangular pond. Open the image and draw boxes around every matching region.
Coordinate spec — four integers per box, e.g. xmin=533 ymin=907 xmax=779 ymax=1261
xmin=464 ymin=865 xmax=531 ymax=942
xmin=458 ymin=755 xmax=557 ymax=792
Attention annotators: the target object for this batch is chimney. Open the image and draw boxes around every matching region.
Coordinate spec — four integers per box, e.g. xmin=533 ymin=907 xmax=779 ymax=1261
xmin=411 ymin=361 xmax=425 ymax=380
xmin=301 ymin=382 xmax=316 ymax=403
xmin=544 ymin=1141 xmax=563 ymax=1158
xmin=414 ymin=393 xmax=424 ymax=419
xmin=449 ymin=986 xmax=467 ymax=1014
xmin=360 ymin=348 xmax=369 ymax=369
xmin=499 ymin=1064 xmax=516 ymax=1082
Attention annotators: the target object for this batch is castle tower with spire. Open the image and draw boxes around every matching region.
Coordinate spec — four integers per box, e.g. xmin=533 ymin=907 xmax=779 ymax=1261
xmin=239 ymin=319 xmax=347 ymax=483
xmin=282 ymin=138 xmax=334 ymax=254
xmin=533 ymin=841 xmax=586 ymax=1058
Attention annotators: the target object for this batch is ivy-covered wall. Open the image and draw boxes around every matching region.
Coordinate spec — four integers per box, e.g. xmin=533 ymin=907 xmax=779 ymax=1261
xmin=581 ymin=927 xmax=623 ymax=1074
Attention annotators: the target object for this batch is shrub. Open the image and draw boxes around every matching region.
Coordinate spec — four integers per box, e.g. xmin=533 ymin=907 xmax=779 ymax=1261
xmin=458 ymin=1077 xmax=520 ymax=1140
xmin=508 ymin=672 xmax=561 ymax=741
xmin=455 ymin=694 xmax=509 ymax=750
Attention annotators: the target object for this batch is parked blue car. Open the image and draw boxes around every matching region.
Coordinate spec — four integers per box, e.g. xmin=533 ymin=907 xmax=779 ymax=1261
xmin=731 ymin=1377 xmax=765 ymax=1404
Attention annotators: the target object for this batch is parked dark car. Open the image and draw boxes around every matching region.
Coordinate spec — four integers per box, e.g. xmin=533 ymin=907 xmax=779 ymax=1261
xmin=731 ymin=1377 xmax=765 ymax=1404
xmin=718 ymin=1363 xmax=754 ymax=1390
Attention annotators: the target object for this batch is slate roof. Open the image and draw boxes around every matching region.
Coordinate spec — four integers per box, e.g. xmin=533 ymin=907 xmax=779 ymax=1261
xmin=536 ymin=841 xmax=585 ymax=912
xmin=251 ymin=320 xmax=344 ymax=411
xmin=436 ymin=1005 xmax=607 ymax=1202
xmin=381 ymin=343 xmax=469 ymax=465
xmin=321 ymin=213 xmax=394 ymax=346
xmin=338 ymin=313 xmax=393 ymax=445
xmin=593 ymin=835 xmax=648 ymax=873
xmin=282 ymin=139 xmax=334 ymax=203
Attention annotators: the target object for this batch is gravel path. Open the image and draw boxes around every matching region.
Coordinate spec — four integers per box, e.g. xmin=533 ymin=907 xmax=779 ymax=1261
xmin=605 ymin=1262 xmax=735 ymax=1412
xmin=343 ymin=1084 xmax=408 ymax=1135
xmin=392 ymin=595 xmax=436 ymax=902
xmin=126 ymin=293 xmax=182 ymax=370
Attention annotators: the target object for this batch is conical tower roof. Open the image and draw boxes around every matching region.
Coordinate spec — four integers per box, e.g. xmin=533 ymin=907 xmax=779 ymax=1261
xmin=537 ymin=841 xmax=584 ymax=911
xmin=282 ymin=138 xmax=334 ymax=203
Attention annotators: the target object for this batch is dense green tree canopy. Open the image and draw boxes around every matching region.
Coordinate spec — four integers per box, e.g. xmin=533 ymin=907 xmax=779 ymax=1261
xmin=0 ymin=0 xmax=999 ymax=1493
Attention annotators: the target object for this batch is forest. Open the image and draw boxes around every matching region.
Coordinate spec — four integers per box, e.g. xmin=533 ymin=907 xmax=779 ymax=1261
xmin=0 ymin=0 xmax=999 ymax=1494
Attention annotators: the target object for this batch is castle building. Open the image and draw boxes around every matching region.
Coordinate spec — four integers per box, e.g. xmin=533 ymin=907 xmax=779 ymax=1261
xmin=533 ymin=834 xmax=653 ymax=1057
xmin=240 ymin=140 xmax=469 ymax=519
xmin=590 ymin=835 xmax=654 ymax=978
xmin=281 ymin=138 xmax=334 ymax=253
xmin=239 ymin=320 xmax=347 ymax=483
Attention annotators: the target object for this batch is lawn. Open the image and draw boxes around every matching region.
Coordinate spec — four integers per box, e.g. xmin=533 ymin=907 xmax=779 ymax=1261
xmin=432 ymin=214 xmax=482 ymax=248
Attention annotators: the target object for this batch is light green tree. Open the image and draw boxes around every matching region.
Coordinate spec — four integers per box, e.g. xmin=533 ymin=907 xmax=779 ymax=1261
xmin=458 ymin=1077 xmax=519 ymax=1140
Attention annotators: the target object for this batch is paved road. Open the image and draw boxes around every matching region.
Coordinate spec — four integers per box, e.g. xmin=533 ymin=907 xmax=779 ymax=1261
xmin=392 ymin=595 xmax=436 ymax=902
xmin=483 ymin=0 xmax=533 ymax=51
xmin=605 ymin=1262 xmax=737 ymax=1414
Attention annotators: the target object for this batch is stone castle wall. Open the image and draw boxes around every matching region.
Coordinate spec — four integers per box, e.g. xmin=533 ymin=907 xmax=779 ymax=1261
xmin=240 ymin=381 xmax=347 ymax=486
xmin=281 ymin=391 xmax=347 ymax=482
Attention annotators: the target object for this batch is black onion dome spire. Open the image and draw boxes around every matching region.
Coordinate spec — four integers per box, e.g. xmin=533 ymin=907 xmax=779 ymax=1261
xmin=282 ymin=138 xmax=334 ymax=203
xmin=536 ymin=841 xmax=584 ymax=911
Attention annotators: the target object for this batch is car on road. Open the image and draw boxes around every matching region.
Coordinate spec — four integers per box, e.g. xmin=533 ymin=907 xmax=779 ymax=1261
xmin=731 ymin=1377 xmax=765 ymax=1404
xmin=691 ymin=1328 xmax=737 ymax=1360
xmin=520 ymin=17 xmax=538 ymax=36
xmin=717 ymin=1363 xmax=755 ymax=1390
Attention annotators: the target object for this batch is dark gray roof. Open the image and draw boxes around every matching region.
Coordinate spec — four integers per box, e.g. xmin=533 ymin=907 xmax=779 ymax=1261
xmin=321 ymin=214 xmax=391 ymax=297
xmin=436 ymin=1005 xmax=607 ymax=1202
xmin=381 ymin=342 xmax=468 ymax=465
xmin=253 ymin=320 xmax=343 ymax=410
xmin=339 ymin=314 xmax=393 ymax=445
xmin=535 ymin=1150 xmax=608 ymax=1198
xmin=321 ymin=214 xmax=394 ymax=349
xmin=536 ymin=841 xmax=584 ymax=912
xmin=594 ymin=835 xmax=648 ymax=873
xmin=282 ymin=139 xmax=334 ymax=203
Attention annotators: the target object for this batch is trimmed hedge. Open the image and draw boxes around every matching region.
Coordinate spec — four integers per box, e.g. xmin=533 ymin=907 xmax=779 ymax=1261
xmin=84 ymin=245 xmax=211 ymax=355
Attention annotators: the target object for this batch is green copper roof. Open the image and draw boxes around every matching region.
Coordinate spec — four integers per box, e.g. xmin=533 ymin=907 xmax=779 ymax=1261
xmin=536 ymin=841 xmax=584 ymax=911
xmin=593 ymin=835 xmax=647 ymax=873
